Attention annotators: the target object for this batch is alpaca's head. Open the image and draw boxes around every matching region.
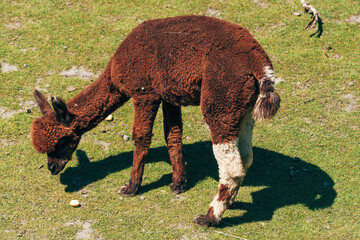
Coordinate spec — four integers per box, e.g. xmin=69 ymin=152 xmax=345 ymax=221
xmin=31 ymin=90 xmax=80 ymax=175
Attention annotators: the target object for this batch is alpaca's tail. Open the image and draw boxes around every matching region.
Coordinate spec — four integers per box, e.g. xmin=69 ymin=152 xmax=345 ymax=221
xmin=252 ymin=66 xmax=281 ymax=121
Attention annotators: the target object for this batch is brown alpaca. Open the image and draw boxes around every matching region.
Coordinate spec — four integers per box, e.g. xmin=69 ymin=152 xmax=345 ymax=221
xmin=31 ymin=15 xmax=280 ymax=226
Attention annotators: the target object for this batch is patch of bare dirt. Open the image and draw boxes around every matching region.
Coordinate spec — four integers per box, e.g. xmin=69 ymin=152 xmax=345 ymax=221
xmin=1 ymin=62 xmax=18 ymax=73
xmin=19 ymin=47 xmax=37 ymax=53
xmin=345 ymin=15 xmax=360 ymax=24
xmin=302 ymin=117 xmax=313 ymax=124
xmin=60 ymin=66 xmax=98 ymax=80
xmin=169 ymin=223 xmax=192 ymax=230
xmin=349 ymin=125 xmax=358 ymax=130
xmin=1 ymin=108 xmax=19 ymax=119
xmin=171 ymin=194 xmax=186 ymax=202
xmin=19 ymin=100 xmax=38 ymax=109
xmin=180 ymin=233 xmax=210 ymax=240
xmin=0 ymin=138 xmax=16 ymax=147
xmin=205 ymin=8 xmax=222 ymax=19
xmin=94 ymin=140 xmax=111 ymax=151
xmin=64 ymin=220 xmax=103 ymax=240
xmin=35 ymin=78 xmax=49 ymax=93
xmin=270 ymin=22 xmax=287 ymax=29
xmin=5 ymin=22 xmax=22 ymax=29
xmin=341 ymin=93 xmax=358 ymax=112
xmin=253 ymin=0 xmax=269 ymax=8
xmin=1 ymin=100 xmax=37 ymax=119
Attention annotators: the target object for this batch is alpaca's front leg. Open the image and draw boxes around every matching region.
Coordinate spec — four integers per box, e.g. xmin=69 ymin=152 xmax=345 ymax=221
xmin=162 ymin=102 xmax=186 ymax=194
xmin=119 ymin=94 xmax=160 ymax=196
xmin=119 ymin=146 xmax=149 ymax=196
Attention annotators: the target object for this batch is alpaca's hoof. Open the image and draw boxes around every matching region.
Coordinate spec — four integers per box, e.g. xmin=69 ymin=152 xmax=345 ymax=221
xmin=117 ymin=184 xmax=139 ymax=197
xmin=170 ymin=182 xmax=186 ymax=194
xmin=193 ymin=214 xmax=219 ymax=227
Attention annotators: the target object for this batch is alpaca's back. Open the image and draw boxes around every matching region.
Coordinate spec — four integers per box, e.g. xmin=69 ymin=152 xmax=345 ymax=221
xmin=110 ymin=15 xmax=272 ymax=106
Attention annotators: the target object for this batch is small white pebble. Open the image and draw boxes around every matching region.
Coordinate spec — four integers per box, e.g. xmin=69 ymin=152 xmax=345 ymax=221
xmin=122 ymin=134 xmax=129 ymax=141
xmin=70 ymin=199 xmax=80 ymax=207
xmin=67 ymin=86 xmax=76 ymax=92
xmin=140 ymin=196 xmax=145 ymax=201
xmin=105 ymin=114 xmax=113 ymax=121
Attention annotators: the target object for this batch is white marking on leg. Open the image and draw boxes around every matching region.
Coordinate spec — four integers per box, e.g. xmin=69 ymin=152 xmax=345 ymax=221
xmin=211 ymin=139 xmax=244 ymax=221
xmin=209 ymin=193 xmax=223 ymax=222
xmin=213 ymin=140 xmax=245 ymax=180
xmin=208 ymin=176 xmax=237 ymax=222
xmin=209 ymin=110 xmax=255 ymax=219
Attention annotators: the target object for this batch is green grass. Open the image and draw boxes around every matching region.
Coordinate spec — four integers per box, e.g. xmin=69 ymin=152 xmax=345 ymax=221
xmin=1 ymin=0 xmax=359 ymax=239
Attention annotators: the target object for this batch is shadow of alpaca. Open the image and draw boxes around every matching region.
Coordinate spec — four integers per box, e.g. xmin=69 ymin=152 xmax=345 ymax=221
xmin=220 ymin=146 xmax=337 ymax=227
xmin=59 ymin=142 xmax=218 ymax=193
xmin=59 ymin=141 xmax=336 ymax=226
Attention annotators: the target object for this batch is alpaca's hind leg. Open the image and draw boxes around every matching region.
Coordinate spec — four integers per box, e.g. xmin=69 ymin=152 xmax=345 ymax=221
xmin=230 ymin=110 xmax=254 ymax=205
xmin=162 ymin=101 xmax=186 ymax=194
xmin=119 ymin=94 xmax=161 ymax=196
xmin=194 ymin=110 xmax=255 ymax=226
xmin=194 ymin=141 xmax=245 ymax=226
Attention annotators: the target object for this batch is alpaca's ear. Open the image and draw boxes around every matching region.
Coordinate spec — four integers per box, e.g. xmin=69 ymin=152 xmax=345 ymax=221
xmin=34 ymin=90 xmax=52 ymax=115
xmin=51 ymin=97 xmax=73 ymax=127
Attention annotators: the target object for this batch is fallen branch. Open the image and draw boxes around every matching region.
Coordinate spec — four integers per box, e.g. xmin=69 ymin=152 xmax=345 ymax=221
xmin=300 ymin=0 xmax=320 ymax=30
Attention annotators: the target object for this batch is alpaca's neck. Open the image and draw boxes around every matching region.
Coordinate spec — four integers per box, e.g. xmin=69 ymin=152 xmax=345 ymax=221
xmin=67 ymin=62 xmax=129 ymax=134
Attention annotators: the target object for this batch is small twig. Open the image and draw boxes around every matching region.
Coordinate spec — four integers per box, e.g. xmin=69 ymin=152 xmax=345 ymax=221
xmin=214 ymin=230 xmax=248 ymax=240
xmin=300 ymin=0 xmax=320 ymax=30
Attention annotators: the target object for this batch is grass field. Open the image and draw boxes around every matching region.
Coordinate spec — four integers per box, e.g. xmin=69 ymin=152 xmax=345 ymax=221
xmin=1 ymin=0 xmax=359 ymax=239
